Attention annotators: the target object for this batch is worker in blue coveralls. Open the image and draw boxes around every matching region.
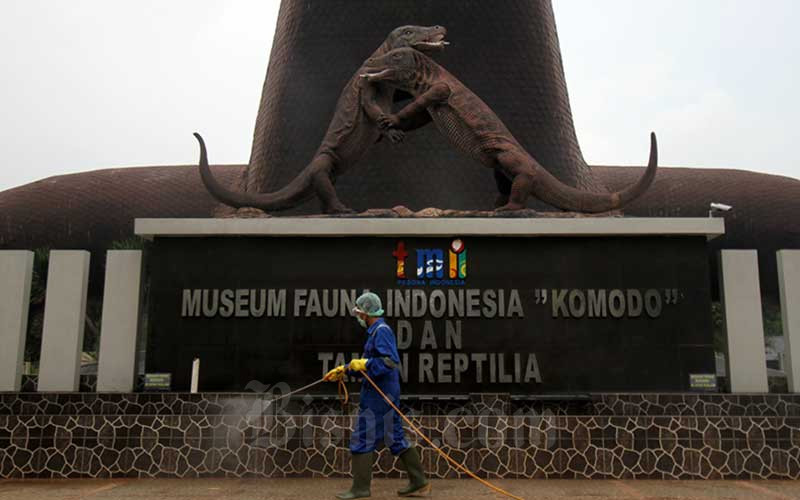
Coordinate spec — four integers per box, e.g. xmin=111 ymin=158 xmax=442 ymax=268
xmin=324 ymin=292 xmax=429 ymax=499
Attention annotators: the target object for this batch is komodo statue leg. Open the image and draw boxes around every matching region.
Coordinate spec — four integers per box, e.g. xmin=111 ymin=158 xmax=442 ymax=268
xmin=308 ymin=155 xmax=353 ymax=214
xmin=494 ymin=151 xmax=538 ymax=211
xmin=394 ymin=110 xmax=433 ymax=132
xmin=359 ymin=79 xmax=434 ymax=143
xmin=377 ymin=83 xmax=451 ymax=132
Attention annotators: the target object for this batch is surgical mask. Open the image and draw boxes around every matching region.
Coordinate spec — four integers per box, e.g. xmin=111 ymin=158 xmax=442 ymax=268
xmin=357 ymin=316 xmax=367 ymax=328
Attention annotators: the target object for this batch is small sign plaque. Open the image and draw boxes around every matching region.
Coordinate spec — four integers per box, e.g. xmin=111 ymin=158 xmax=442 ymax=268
xmin=144 ymin=373 xmax=172 ymax=392
xmin=689 ymin=373 xmax=717 ymax=392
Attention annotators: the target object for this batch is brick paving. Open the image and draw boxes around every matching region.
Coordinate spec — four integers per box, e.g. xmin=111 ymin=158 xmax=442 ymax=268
xmin=2 ymin=479 xmax=800 ymax=500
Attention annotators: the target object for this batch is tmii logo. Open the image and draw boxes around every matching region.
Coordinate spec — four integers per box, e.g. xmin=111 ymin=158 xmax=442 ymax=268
xmin=392 ymin=239 xmax=467 ymax=279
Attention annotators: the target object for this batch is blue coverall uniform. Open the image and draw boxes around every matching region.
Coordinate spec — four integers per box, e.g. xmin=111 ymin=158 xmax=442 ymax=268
xmin=349 ymin=318 xmax=409 ymax=455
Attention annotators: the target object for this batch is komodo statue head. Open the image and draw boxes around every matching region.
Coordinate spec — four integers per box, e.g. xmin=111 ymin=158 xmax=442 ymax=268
xmin=382 ymin=25 xmax=448 ymax=54
xmin=361 ymin=47 xmax=426 ymax=88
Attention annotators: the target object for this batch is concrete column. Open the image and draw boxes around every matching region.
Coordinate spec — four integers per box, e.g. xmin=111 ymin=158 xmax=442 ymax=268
xmin=778 ymin=250 xmax=800 ymax=392
xmin=38 ymin=251 xmax=90 ymax=392
xmin=97 ymin=251 xmax=143 ymax=392
xmin=0 ymin=251 xmax=34 ymax=391
xmin=719 ymin=250 xmax=768 ymax=393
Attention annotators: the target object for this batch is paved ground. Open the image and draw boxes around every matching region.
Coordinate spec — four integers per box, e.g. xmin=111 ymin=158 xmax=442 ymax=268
xmin=2 ymin=479 xmax=800 ymax=500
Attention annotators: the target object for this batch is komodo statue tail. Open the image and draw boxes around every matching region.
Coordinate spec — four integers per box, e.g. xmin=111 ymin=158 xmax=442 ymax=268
xmin=194 ymin=133 xmax=314 ymax=211
xmin=533 ymin=133 xmax=658 ymax=213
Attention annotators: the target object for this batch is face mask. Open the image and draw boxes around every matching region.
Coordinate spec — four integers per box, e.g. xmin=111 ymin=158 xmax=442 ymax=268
xmin=357 ymin=316 xmax=367 ymax=328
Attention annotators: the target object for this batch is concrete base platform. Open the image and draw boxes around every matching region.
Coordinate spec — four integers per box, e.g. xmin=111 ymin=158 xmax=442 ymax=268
xmin=2 ymin=479 xmax=800 ymax=500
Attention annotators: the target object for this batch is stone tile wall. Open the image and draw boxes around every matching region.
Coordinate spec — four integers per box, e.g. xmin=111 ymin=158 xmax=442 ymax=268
xmin=3 ymin=393 xmax=799 ymax=417
xmin=1 ymin=393 xmax=799 ymax=479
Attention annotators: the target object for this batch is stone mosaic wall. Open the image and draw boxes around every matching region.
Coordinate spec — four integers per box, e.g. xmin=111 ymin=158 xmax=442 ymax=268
xmin=3 ymin=393 xmax=799 ymax=417
xmin=1 ymin=393 xmax=800 ymax=479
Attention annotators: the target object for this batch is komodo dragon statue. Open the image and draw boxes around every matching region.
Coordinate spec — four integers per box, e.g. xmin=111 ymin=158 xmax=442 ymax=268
xmin=363 ymin=48 xmax=659 ymax=212
xmin=194 ymin=25 xmax=448 ymax=214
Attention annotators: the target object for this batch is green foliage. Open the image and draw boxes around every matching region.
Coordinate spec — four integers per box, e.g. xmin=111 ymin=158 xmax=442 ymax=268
xmin=109 ymin=237 xmax=147 ymax=251
xmin=83 ymin=297 xmax=103 ymax=355
xmin=24 ymin=247 xmax=50 ymax=363
xmin=29 ymin=247 xmax=50 ymax=305
xmin=24 ymin=310 xmax=44 ymax=364
xmin=762 ymin=300 xmax=783 ymax=338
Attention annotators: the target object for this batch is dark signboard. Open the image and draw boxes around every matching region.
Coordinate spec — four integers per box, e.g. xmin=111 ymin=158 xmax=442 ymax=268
xmin=145 ymin=236 xmax=714 ymax=393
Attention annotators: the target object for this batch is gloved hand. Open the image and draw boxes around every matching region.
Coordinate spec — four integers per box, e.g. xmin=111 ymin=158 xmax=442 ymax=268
xmin=324 ymin=365 xmax=346 ymax=382
xmin=348 ymin=358 xmax=369 ymax=372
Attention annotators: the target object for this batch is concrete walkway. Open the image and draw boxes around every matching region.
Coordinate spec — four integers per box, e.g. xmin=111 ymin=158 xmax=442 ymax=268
xmin=1 ymin=479 xmax=800 ymax=500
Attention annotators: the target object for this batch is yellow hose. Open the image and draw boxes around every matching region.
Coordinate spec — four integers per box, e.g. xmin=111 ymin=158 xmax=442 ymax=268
xmin=361 ymin=372 xmax=525 ymax=500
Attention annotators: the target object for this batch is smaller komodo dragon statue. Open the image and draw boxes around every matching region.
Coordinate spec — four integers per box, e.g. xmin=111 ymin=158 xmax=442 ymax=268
xmin=363 ymin=48 xmax=658 ymax=212
xmin=195 ymin=26 xmax=448 ymax=214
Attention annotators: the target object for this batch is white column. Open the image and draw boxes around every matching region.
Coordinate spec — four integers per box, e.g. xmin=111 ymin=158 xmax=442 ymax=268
xmin=38 ymin=251 xmax=90 ymax=392
xmin=97 ymin=251 xmax=143 ymax=392
xmin=0 ymin=251 xmax=34 ymax=392
xmin=719 ymin=250 xmax=768 ymax=393
xmin=191 ymin=358 xmax=200 ymax=394
xmin=778 ymin=250 xmax=800 ymax=392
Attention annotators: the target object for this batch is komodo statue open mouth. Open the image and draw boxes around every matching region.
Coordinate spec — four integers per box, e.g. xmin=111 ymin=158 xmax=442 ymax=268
xmin=362 ymin=48 xmax=658 ymax=213
xmin=195 ymin=26 xmax=448 ymax=214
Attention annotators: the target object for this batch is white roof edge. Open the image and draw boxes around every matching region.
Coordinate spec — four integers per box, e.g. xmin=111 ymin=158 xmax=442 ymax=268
xmin=135 ymin=217 xmax=725 ymax=241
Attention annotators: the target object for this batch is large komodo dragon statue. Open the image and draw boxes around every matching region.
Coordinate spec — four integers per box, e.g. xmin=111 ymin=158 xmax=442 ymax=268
xmin=195 ymin=25 xmax=448 ymax=214
xmin=363 ymin=48 xmax=659 ymax=212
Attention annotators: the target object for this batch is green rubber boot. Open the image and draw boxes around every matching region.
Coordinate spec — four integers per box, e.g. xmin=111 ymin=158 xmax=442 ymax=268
xmin=336 ymin=452 xmax=373 ymax=499
xmin=396 ymin=447 xmax=430 ymax=497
